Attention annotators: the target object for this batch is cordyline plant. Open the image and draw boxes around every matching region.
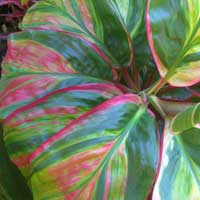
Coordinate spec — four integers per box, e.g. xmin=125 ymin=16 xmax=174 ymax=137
xmin=0 ymin=0 xmax=200 ymax=199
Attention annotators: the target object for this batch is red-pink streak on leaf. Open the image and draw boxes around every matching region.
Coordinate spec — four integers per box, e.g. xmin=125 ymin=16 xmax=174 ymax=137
xmin=48 ymin=141 xmax=115 ymax=197
xmin=3 ymin=40 xmax=75 ymax=74
xmin=78 ymin=0 xmax=94 ymax=34
xmin=146 ymin=0 xmax=167 ymax=78
xmin=7 ymin=107 xmax=78 ymax=128
xmin=63 ymin=1 xmax=75 ymax=17
xmin=28 ymin=27 xmax=118 ymax=80
xmin=3 ymin=83 xmax=123 ymax=123
xmin=12 ymin=152 xmax=32 ymax=168
xmin=103 ymin=163 xmax=111 ymax=200
xmin=73 ymin=172 xmax=101 ymax=200
xmin=65 ymin=191 xmax=81 ymax=200
xmin=29 ymin=94 xmax=142 ymax=161
xmin=0 ymin=76 xmax=57 ymax=109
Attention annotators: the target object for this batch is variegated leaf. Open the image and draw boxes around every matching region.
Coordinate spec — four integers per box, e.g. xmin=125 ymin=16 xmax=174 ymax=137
xmin=2 ymin=30 xmax=114 ymax=80
xmin=0 ymin=73 xmax=123 ymax=118
xmin=2 ymin=93 xmax=158 ymax=199
xmin=2 ymin=75 xmax=123 ymax=177
xmin=147 ymin=0 xmax=200 ymax=87
xmin=153 ymin=119 xmax=200 ymax=199
xmin=172 ymin=103 xmax=200 ymax=133
xmin=21 ymin=0 xmax=134 ymax=68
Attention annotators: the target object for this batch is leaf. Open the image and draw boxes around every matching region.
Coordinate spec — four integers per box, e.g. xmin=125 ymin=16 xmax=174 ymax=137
xmin=0 ymin=73 xmax=124 ymax=118
xmin=108 ymin=0 xmax=146 ymax=38
xmin=153 ymin=118 xmax=200 ymax=199
xmin=2 ymin=93 xmax=158 ymax=199
xmin=108 ymin=0 xmax=154 ymax=74
xmin=147 ymin=0 xmax=200 ymax=87
xmin=2 ymin=76 xmax=124 ymax=176
xmin=20 ymin=0 xmax=133 ymax=68
xmin=0 ymin=124 xmax=33 ymax=200
xmin=172 ymin=103 xmax=200 ymax=133
xmin=2 ymin=30 xmax=114 ymax=80
xmin=149 ymin=95 xmax=195 ymax=117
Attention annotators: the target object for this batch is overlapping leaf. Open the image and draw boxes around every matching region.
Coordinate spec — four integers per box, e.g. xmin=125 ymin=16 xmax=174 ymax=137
xmin=3 ymin=93 xmax=158 ymax=199
xmin=0 ymin=73 xmax=125 ymax=119
xmin=2 ymin=75 xmax=124 ymax=177
xmin=2 ymin=30 xmax=115 ymax=80
xmin=21 ymin=0 xmax=134 ymax=69
xmin=108 ymin=0 xmax=146 ymax=38
xmin=153 ymin=119 xmax=200 ymax=199
xmin=147 ymin=0 xmax=200 ymax=87
xmin=172 ymin=103 xmax=200 ymax=133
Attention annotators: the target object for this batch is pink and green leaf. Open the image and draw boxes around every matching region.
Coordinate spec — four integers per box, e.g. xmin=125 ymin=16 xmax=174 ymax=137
xmin=0 ymin=74 xmax=123 ymax=118
xmin=2 ymin=93 xmax=158 ymax=199
xmin=147 ymin=0 xmax=200 ymax=87
xmin=2 ymin=30 xmax=114 ymax=80
xmin=2 ymin=79 xmax=124 ymax=177
xmin=20 ymin=0 xmax=133 ymax=68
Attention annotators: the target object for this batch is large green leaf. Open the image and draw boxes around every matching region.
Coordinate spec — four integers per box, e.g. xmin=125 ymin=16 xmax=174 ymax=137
xmin=153 ymin=119 xmax=200 ymax=199
xmin=20 ymin=0 xmax=134 ymax=69
xmin=2 ymin=92 xmax=158 ymax=199
xmin=147 ymin=0 xmax=200 ymax=87
xmin=172 ymin=103 xmax=200 ymax=133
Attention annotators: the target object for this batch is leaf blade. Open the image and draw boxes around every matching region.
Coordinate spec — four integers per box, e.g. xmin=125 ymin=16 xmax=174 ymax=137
xmin=172 ymin=103 xmax=200 ymax=133
xmin=21 ymin=0 xmax=133 ymax=68
xmin=153 ymin=118 xmax=200 ymax=199
xmin=147 ymin=0 xmax=200 ymax=87
xmin=2 ymin=93 xmax=158 ymax=199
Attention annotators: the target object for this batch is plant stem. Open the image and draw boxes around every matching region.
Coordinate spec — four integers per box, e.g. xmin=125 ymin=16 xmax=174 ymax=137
xmin=147 ymin=78 xmax=166 ymax=95
xmin=121 ymin=68 xmax=138 ymax=91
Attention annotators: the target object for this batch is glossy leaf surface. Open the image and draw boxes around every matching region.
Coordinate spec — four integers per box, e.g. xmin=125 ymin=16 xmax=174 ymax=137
xmin=172 ymin=103 xmax=200 ymax=133
xmin=2 ymin=75 xmax=123 ymax=176
xmin=2 ymin=30 xmax=114 ymax=80
xmin=153 ymin=119 xmax=200 ymax=199
xmin=147 ymin=0 xmax=200 ymax=87
xmin=21 ymin=0 xmax=133 ymax=68
xmin=0 ymin=73 xmax=124 ymax=117
xmin=2 ymin=93 xmax=158 ymax=199
xmin=108 ymin=0 xmax=146 ymax=38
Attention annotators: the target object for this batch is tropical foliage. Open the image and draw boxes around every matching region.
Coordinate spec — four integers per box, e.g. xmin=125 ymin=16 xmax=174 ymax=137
xmin=0 ymin=0 xmax=200 ymax=199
